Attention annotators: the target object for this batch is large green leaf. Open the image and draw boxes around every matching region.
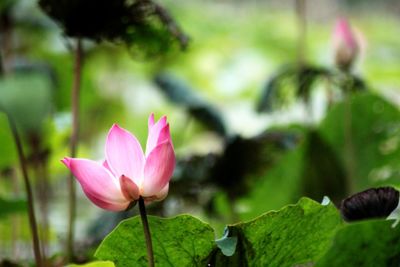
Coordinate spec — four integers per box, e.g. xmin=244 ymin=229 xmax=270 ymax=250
xmin=69 ymin=261 xmax=115 ymax=267
xmin=238 ymin=136 xmax=305 ymax=218
xmin=95 ymin=214 xmax=216 ymax=267
xmin=210 ymin=198 xmax=343 ymax=267
xmin=319 ymin=92 xmax=400 ymax=190
xmin=238 ymin=128 xmax=346 ymax=218
xmin=95 ymin=199 xmax=342 ymax=266
xmin=316 ymin=220 xmax=400 ymax=267
xmin=94 ymin=198 xmax=350 ymax=266
xmin=241 ymin=93 xmax=400 ymax=218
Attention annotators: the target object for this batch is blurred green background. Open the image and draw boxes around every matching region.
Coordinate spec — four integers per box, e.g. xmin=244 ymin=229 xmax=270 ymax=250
xmin=1 ymin=0 xmax=400 ymax=264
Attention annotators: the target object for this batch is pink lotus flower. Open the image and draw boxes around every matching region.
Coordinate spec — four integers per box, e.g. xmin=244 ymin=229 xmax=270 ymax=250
xmin=333 ymin=18 xmax=359 ymax=70
xmin=62 ymin=114 xmax=175 ymax=211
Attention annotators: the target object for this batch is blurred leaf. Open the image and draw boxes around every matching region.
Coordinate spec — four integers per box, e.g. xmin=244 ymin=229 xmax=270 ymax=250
xmin=243 ymin=93 xmax=400 ymax=217
xmin=39 ymin=0 xmax=187 ymax=58
xmin=238 ymin=136 xmax=304 ymax=218
xmin=209 ymin=198 xmax=343 ymax=266
xmin=0 ymin=0 xmax=14 ymax=12
xmin=95 ymin=215 xmax=216 ymax=267
xmin=211 ymin=132 xmax=295 ymax=199
xmin=257 ymin=66 xmax=291 ymax=112
xmin=0 ymin=259 xmax=21 ymax=267
xmin=170 ymin=131 xmax=296 ymax=219
xmin=319 ymin=92 xmax=400 ymax=190
xmin=296 ymin=67 xmax=330 ymax=101
xmin=0 ymin=72 xmax=52 ymax=134
xmin=173 ymin=154 xmax=217 ymax=183
xmin=301 ymin=130 xmax=348 ymax=203
xmin=238 ymin=127 xmax=346 ymax=218
xmin=348 ymin=74 xmax=367 ymax=92
xmin=0 ymin=197 xmax=26 ymax=218
xmin=316 ymin=220 xmax=400 ymax=267
xmin=154 ymin=73 xmax=227 ymax=136
xmin=257 ymin=66 xmax=330 ymax=112
xmin=69 ymin=261 xmax=115 ymax=267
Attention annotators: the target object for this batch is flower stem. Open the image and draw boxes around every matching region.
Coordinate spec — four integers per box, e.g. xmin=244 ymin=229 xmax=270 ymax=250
xmin=7 ymin=115 xmax=43 ymax=267
xmin=295 ymin=0 xmax=307 ymax=68
xmin=138 ymin=197 xmax=155 ymax=267
xmin=67 ymin=37 xmax=83 ymax=261
xmin=343 ymin=74 xmax=356 ymax=194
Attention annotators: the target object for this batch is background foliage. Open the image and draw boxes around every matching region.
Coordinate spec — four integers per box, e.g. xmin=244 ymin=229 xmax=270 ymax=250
xmin=1 ymin=0 xmax=400 ymax=266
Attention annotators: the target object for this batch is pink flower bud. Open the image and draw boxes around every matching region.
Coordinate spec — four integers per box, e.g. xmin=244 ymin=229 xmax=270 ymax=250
xmin=61 ymin=114 xmax=175 ymax=211
xmin=333 ymin=18 xmax=359 ymax=71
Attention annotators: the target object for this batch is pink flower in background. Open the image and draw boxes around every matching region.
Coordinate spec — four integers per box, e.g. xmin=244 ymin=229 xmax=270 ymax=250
xmin=333 ymin=18 xmax=359 ymax=70
xmin=62 ymin=114 xmax=175 ymax=211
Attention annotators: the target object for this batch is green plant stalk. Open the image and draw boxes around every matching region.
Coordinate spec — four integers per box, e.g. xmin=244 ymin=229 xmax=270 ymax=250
xmin=138 ymin=197 xmax=155 ymax=267
xmin=11 ymin=168 xmax=21 ymax=260
xmin=343 ymin=74 xmax=356 ymax=194
xmin=67 ymin=37 xmax=83 ymax=261
xmin=34 ymin=160 xmax=50 ymax=260
xmin=7 ymin=115 xmax=43 ymax=267
xmin=296 ymin=0 xmax=307 ymax=68
xmin=0 ymin=53 xmax=4 ymax=75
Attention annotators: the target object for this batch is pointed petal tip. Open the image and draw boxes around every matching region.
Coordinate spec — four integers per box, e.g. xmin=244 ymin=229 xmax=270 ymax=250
xmin=153 ymin=114 xmax=168 ymax=127
xmin=107 ymin=123 xmax=130 ymax=140
xmin=148 ymin=113 xmax=155 ymax=128
xmin=111 ymin=123 xmax=122 ymax=130
xmin=61 ymin=157 xmax=71 ymax=168
xmin=160 ymin=115 xmax=167 ymax=124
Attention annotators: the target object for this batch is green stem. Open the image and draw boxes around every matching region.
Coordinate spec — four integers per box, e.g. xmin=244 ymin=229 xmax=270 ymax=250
xmin=67 ymin=37 xmax=83 ymax=261
xmin=296 ymin=0 xmax=307 ymax=68
xmin=138 ymin=197 xmax=155 ymax=267
xmin=0 ymin=52 xmax=4 ymax=75
xmin=7 ymin=115 xmax=43 ymax=267
xmin=343 ymin=74 xmax=356 ymax=194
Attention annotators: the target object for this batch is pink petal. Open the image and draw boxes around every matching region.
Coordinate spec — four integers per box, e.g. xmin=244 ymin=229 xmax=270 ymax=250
xmin=85 ymin=190 xmax=129 ymax=211
xmin=142 ymin=141 xmax=175 ymax=197
xmin=62 ymin=157 xmax=128 ymax=211
xmin=143 ymin=184 xmax=169 ymax=205
xmin=334 ymin=18 xmax=358 ymax=50
xmin=62 ymin=157 xmax=71 ymax=168
xmin=145 ymin=116 xmax=170 ymax=156
xmin=120 ymin=175 xmax=140 ymax=201
xmin=155 ymin=183 xmax=169 ymax=201
xmin=148 ymin=113 xmax=155 ymax=129
xmin=103 ymin=160 xmax=115 ymax=175
xmin=105 ymin=124 xmax=145 ymax=185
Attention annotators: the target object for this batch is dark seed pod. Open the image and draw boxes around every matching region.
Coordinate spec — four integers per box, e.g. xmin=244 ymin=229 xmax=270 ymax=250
xmin=340 ymin=187 xmax=399 ymax=222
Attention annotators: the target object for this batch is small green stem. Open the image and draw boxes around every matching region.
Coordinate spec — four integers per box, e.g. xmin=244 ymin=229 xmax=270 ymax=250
xmin=342 ymin=73 xmax=356 ymax=194
xmin=67 ymin=37 xmax=83 ymax=261
xmin=296 ymin=0 xmax=307 ymax=68
xmin=138 ymin=197 xmax=155 ymax=267
xmin=7 ymin=115 xmax=43 ymax=267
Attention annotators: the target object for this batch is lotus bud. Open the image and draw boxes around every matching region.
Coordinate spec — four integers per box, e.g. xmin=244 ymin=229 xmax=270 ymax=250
xmin=333 ymin=18 xmax=359 ymax=71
